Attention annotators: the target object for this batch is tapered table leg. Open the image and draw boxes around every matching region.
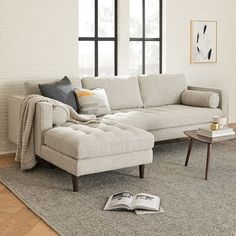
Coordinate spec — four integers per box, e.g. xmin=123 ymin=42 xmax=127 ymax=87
xmin=185 ymin=138 xmax=193 ymax=166
xmin=205 ymin=143 xmax=212 ymax=180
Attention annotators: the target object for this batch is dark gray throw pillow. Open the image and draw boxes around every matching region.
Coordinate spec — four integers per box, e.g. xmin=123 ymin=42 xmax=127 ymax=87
xmin=38 ymin=77 xmax=78 ymax=112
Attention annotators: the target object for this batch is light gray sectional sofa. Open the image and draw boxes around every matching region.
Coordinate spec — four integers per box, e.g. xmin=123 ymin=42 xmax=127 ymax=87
xmin=8 ymin=74 xmax=228 ymax=191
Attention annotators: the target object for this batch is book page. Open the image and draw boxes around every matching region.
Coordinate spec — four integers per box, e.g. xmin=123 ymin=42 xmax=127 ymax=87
xmin=104 ymin=192 xmax=134 ymax=210
xmin=135 ymin=207 xmax=164 ymax=215
xmin=131 ymin=193 xmax=160 ymax=211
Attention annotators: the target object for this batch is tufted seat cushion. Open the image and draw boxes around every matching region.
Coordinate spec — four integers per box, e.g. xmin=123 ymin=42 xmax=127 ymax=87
xmin=103 ymin=105 xmax=223 ymax=131
xmin=43 ymin=121 xmax=154 ymax=160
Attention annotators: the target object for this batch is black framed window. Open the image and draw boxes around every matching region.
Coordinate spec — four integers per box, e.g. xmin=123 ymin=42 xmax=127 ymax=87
xmin=129 ymin=0 xmax=162 ymax=74
xmin=78 ymin=0 xmax=118 ymax=76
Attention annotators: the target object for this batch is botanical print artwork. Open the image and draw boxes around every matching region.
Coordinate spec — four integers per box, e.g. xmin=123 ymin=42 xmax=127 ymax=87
xmin=191 ymin=21 xmax=217 ymax=63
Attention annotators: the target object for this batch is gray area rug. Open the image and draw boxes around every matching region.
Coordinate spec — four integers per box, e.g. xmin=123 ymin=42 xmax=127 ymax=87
xmin=1 ymin=140 xmax=236 ymax=236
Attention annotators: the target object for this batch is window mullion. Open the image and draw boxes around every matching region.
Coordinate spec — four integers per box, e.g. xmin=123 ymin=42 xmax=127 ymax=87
xmin=159 ymin=0 xmax=163 ymax=74
xmin=95 ymin=0 xmax=98 ymax=76
xmin=142 ymin=0 xmax=145 ymax=74
xmin=114 ymin=0 xmax=118 ymax=76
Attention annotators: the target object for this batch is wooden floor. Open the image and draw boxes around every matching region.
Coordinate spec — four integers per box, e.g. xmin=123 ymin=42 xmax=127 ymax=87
xmin=1 ymin=123 xmax=236 ymax=235
xmin=0 ymin=154 xmax=57 ymax=236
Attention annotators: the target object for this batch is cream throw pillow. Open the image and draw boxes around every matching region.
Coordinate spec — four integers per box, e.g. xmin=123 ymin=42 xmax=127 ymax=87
xmin=74 ymin=88 xmax=111 ymax=116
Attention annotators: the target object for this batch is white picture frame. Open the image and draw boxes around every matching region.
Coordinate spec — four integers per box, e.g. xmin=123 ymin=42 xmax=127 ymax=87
xmin=190 ymin=20 xmax=217 ymax=64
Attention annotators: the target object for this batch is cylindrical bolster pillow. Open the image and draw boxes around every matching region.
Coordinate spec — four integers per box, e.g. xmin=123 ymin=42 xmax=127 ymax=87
xmin=181 ymin=90 xmax=220 ymax=108
xmin=52 ymin=106 xmax=69 ymax=126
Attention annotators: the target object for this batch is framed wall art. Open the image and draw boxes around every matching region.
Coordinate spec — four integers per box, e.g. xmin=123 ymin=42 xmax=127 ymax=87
xmin=190 ymin=20 xmax=217 ymax=63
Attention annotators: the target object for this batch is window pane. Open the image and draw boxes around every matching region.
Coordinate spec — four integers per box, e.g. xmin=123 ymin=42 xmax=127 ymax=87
xmin=145 ymin=41 xmax=159 ymax=74
xmin=145 ymin=0 xmax=159 ymax=38
xmin=98 ymin=0 xmax=114 ymax=37
xmin=79 ymin=0 xmax=94 ymax=37
xmin=98 ymin=41 xmax=114 ymax=76
xmin=79 ymin=41 xmax=94 ymax=76
xmin=129 ymin=42 xmax=142 ymax=74
xmin=129 ymin=0 xmax=142 ymax=37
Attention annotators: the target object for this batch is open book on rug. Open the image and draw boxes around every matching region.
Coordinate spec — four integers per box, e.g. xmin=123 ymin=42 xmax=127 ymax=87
xmin=103 ymin=191 xmax=161 ymax=213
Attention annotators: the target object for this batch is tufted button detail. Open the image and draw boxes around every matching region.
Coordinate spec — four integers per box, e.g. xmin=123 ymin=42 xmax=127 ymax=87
xmin=44 ymin=121 xmax=154 ymax=160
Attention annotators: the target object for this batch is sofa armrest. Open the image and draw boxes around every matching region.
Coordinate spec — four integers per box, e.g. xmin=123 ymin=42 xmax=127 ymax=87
xmin=34 ymin=102 xmax=53 ymax=156
xmin=188 ymin=86 xmax=229 ymax=117
xmin=8 ymin=95 xmax=25 ymax=144
xmin=8 ymin=96 xmax=53 ymax=157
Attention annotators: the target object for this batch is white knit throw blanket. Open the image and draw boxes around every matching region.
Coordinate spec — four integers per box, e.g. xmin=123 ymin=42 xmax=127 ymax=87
xmin=16 ymin=94 xmax=99 ymax=170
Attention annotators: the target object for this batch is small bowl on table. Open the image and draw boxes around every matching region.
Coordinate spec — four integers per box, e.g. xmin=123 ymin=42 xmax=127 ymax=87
xmin=212 ymin=116 xmax=227 ymax=129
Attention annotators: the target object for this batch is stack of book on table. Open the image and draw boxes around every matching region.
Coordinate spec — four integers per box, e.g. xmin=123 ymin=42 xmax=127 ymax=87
xmin=197 ymin=127 xmax=235 ymax=138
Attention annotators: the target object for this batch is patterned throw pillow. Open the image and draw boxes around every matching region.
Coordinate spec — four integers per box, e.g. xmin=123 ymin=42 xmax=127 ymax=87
xmin=74 ymin=88 xmax=111 ymax=116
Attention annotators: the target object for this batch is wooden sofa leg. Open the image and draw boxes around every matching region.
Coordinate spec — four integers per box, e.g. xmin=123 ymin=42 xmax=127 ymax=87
xmin=71 ymin=175 xmax=79 ymax=192
xmin=139 ymin=165 xmax=145 ymax=178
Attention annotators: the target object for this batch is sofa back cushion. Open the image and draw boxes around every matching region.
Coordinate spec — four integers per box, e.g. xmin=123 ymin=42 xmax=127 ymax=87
xmin=82 ymin=75 xmax=143 ymax=110
xmin=24 ymin=78 xmax=82 ymax=95
xmin=138 ymin=74 xmax=187 ymax=107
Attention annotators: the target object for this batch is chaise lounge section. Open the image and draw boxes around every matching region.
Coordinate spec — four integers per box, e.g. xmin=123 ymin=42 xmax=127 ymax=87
xmin=37 ymin=102 xmax=154 ymax=191
xmin=9 ymin=97 xmax=154 ymax=192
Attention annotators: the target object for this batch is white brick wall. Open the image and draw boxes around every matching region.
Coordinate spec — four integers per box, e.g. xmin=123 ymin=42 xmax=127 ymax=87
xmin=0 ymin=81 xmax=25 ymax=153
xmin=0 ymin=0 xmax=79 ymax=154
